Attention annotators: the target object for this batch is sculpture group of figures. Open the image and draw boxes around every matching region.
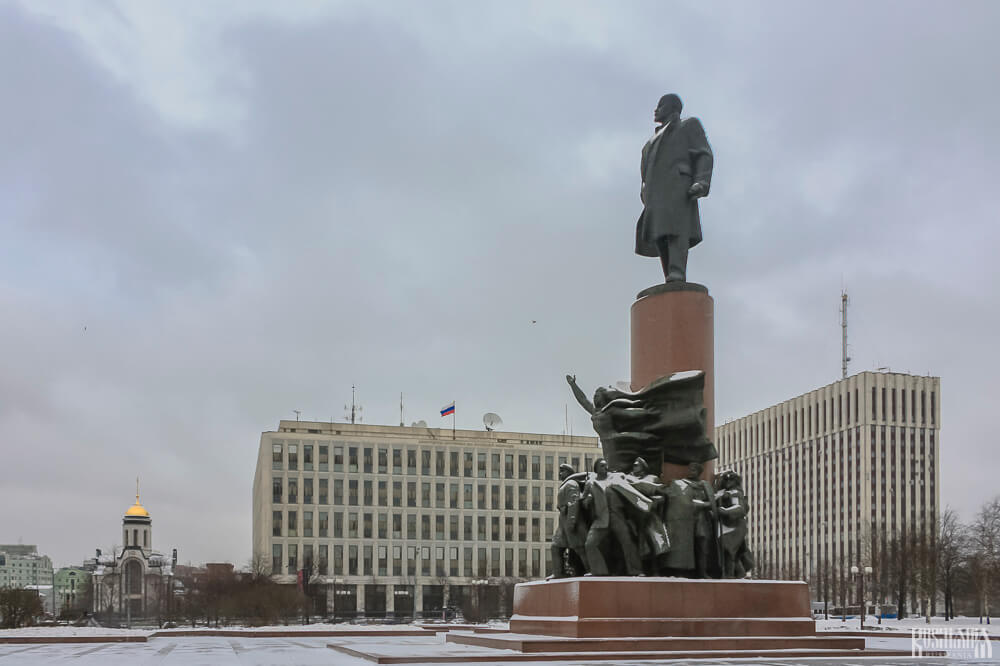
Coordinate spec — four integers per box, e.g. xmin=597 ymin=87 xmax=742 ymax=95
xmin=552 ymin=373 xmax=753 ymax=579
xmin=550 ymin=458 xmax=752 ymax=579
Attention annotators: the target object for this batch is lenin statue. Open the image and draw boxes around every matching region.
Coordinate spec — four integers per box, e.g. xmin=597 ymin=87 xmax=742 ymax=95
xmin=636 ymin=94 xmax=714 ymax=282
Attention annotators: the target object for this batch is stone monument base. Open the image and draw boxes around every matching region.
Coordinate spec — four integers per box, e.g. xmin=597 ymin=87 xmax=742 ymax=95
xmin=510 ymin=577 xmax=814 ymax=638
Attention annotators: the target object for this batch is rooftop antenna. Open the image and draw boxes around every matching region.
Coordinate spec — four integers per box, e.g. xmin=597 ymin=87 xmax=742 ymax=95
xmin=840 ymin=290 xmax=851 ymax=379
xmin=293 ymin=409 xmax=301 ymax=421
xmin=483 ymin=413 xmax=503 ymax=432
xmin=344 ymin=385 xmax=363 ymax=424
xmin=400 ymin=392 xmax=404 ymax=427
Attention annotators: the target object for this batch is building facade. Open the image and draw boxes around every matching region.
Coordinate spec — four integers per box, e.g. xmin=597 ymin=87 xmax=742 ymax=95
xmin=54 ymin=567 xmax=92 ymax=616
xmin=716 ymin=371 xmax=940 ymax=599
xmin=252 ymin=421 xmax=600 ymax=618
xmin=0 ymin=545 xmax=53 ymax=590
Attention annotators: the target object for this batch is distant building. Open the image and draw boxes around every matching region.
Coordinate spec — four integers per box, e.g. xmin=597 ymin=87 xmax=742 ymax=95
xmin=252 ymin=421 xmax=600 ymax=619
xmin=0 ymin=544 xmax=54 ymax=590
xmin=717 ymin=371 xmax=940 ymax=595
xmin=91 ymin=490 xmax=177 ymax=621
xmin=54 ymin=567 xmax=92 ymax=615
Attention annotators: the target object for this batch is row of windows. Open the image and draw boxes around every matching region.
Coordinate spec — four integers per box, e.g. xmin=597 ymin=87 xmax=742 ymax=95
xmin=272 ymin=510 xmax=553 ymax=543
xmin=271 ymin=442 xmax=595 ymax=480
xmin=272 ymin=477 xmax=556 ymax=511
xmin=720 ymin=383 xmax=937 ymax=460
xmin=271 ymin=542 xmax=548 ymax=579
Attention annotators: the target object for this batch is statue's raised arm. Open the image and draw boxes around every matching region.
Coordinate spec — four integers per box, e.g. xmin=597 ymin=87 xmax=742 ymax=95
xmin=566 ymin=374 xmax=595 ymax=415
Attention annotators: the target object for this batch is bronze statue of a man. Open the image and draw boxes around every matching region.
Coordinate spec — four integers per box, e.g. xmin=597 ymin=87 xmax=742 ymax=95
xmin=549 ymin=464 xmax=588 ymax=578
xmin=636 ymin=94 xmax=714 ymax=282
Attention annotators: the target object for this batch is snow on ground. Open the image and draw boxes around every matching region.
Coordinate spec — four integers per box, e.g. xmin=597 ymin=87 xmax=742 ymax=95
xmin=0 ymin=626 xmax=150 ymax=637
xmin=817 ymin=615 xmax=1000 ymax=636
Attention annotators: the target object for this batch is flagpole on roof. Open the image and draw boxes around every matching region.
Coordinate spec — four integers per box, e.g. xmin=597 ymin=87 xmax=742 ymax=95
xmin=452 ymin=401 xmax=456 ymax=440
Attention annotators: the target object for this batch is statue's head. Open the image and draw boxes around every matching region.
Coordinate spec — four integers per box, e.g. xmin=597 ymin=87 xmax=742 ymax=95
xmin=654 ymin=94 xmax=683 ymax=125
xmin=558 ymin=463 xmax=574 ymax=481
xmin=685 ymin=461 xmax=703 ymax=480
xmin=593 ymin=386 xmax=611 ymax=410
xmin=594 ymin=458 xmax=609 ymax=479
xmin=631 ymin=457 xmax=649 ymax=476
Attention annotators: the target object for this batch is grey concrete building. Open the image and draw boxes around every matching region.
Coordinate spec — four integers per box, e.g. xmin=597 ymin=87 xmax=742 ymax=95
xmin=716 ymin=371 xmax=940 ymax=597
xmin=252 ymin=421 xmax=600 ymax=618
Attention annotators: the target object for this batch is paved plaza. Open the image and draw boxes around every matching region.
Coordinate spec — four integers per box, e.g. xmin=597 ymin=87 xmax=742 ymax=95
xmin=0 ymin=633 xmax=996 ymax=665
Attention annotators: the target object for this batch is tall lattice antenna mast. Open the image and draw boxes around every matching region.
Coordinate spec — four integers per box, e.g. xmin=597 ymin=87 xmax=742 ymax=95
xmin=344 ymin=385 xmax=363 ymax=424
xmin=840 ymin=290 xmax=851 ymax=379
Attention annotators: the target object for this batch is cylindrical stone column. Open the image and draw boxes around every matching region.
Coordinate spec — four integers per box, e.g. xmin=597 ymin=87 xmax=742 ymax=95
xmin=630 ymin=282 xmax=715 ymax=482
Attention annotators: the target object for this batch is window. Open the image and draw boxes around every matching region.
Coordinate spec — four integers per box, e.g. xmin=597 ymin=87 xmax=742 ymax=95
xmin=545 ymin=456 xmax=554 ymax=480
xmin=364 ymin=447 xmax=373 ymax=473
xmin=288 ymin=479 xmax=298 ymax=503
xmin=393 ymin=482 xmax=403 ymax=507
xmin=319 ymin=445 xmax=329 ymax=471
xmin=532 ymin=548 xmax=541 ymax=577
xmin=348 ymin=545 xmax=358 ymax=575
xmin=436 ymin=515 xmax=445 ymax=540
xmin=436 ymin=451 xmax=446 ymax=475
xmin=378 ymin=448 xmax=388 ymax=474
xmin=320 ymin=513 xmax=330 ymax=538
xmin=272 ymin=510 xmax=282 ymax=536
xmin=544 ymin=486 xmax=553 ymax=511
xmin=436 ymin=483 xmax=445 ymax=507
xmin=464 ymin=483 xmax=473 ymax=509
xmin=477 ymin=452 xmax=487 ymax=478
xmin=363 ymin=480 xmax=373 ymax=506
xmin=304 ymin=478 xmax=313 ymax=504
xmin=477 ymin=484 xmax=486 ymax=509
xmin=272 ymin=544 xmax=282 ymax=574
xmin=333 ymin=446 xmax=343 ymax=471
xmin=491 ymin=485 xmax=500 ymax=509
xmin=531 ymin=517 xmax=540 ymax=541
xmin=334 ymin=479 xmax=343 ymax=505
xmin=348 ymin=512 xmax=358 ymax=538
xmin=505 ymin=517 xmax=514 ymax=541
xmin=492 ymin=516 xmax=500 ymax=540
xmin=531 ymin=455 xmax=540 ymax=479
xmin=422 ymin=482 xmax=431 ymax=507
xmin=288 ymin=510 xmax=298 ymax=537
xmin=450 ymin=451 xmax=460 ymax=476
xmin=333 ymin=512 xmax=343 ymax=538
xmin=464 ymin=547 xmax=473 ymax=576
xmin=303 ymin=444 xmax=313 ymax=470
xmin=505 ymin=486 xmax=514 ymax=510
xmin=449 ymin=515 xmax=459 ymax=540
xmin=407 ymin=514 xmax=417 ymax=539
xmin=363 ymin=545 xmax=372 ymax=575
xmin=288 ymin=444 xmax=298 ymax=470
xmin=407 ymin=481 xmax=417 ymax=507
xmin=378 ymin=481 xmax=387 ymax=506
xmin=319 ymin=545 xmax=328 ymax=575
xmin=407 ymin=546 xmax=417 ymax=575
xmin=491 ymin=453 xmax=500 ymax=478
xmin=393 ymin=448 xmax=402 ymax=474
xmin=505 ymin=454 xmax=514 ymax=478
xmin=422 ymin=515 xmax=431 ymax=540
xmin=450 ymin=483 xmax=459 ymax=508
xmin=303 ymin=511 xmax=313 ymax=537
xmin=518 ymin=455 xmax=528 ymax=478
xmin=363 ymin=513 xmax=373 ymax=538
xmin=407 ymin=450 xmax=417 ymax=474
xmin=319 ymin=479 xmax=328 ymax=504
xmin=531 ymin=486 xmax=540 ymax=511
xmin=272 ymin=443 xmax=283 ymax=470
xmin=478 ymin=515 xmax=487 ymax=541
xmin=348 ymin=447 xmax=358 ymax=472
xmin=422 ymin=547 xmax=431 ymax=576
xmin=378 ymin=513 xmax=387 ymax=539
xmin=464 ymin=515 xmax=473 ymax=540
xmin=518 ymin=517 xmax=527 ymax=542
xmin=392 ymin=513 xmax=402 ymax=538
xmin=492 ymin=548 xmax=501 ymax=576
xmin=518 ymin=486 xmax=527 ymax=510
xmin=348 ymin=480 xmax=358 ymax=505
xmin=478 ymin=547 xmax=488 ymax=575
xmin=333 ymin=545 xmax=343 ymax=575
xmin=272 ymin=478 xmax=282 ymax=503
xmin=421 ymin=450 xmax=431 ymax=475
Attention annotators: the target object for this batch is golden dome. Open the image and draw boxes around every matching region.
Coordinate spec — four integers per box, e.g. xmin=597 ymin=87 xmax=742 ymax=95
xmin=125 ymin=477 xmax=149 ymax=517
xmin=125 ymin=502 xmax=149 ymax=517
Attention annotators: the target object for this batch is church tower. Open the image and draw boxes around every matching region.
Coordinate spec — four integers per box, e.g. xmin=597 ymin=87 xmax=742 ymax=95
xmin=123 ymin=478 xmax=151 ymax=555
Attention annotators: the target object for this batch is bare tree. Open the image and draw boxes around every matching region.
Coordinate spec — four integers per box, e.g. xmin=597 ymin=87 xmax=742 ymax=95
xmin=938 ymin=508 xmax=966 ymax=621
xmin=969 ymin=496 xmax=1000 ymax=624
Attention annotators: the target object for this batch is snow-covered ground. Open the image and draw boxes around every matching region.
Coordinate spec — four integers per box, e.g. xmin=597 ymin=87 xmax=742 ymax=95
xmin=817 ymin=615 xmax=1000 ymax=636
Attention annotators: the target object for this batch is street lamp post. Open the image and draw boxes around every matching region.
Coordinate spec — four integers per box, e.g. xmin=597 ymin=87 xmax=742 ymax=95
xmin=851 ymin=565 xmax=873 ymax=630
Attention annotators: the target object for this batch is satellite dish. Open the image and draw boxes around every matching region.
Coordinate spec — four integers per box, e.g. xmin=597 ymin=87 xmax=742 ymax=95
xmin=483 ymin=413 xmax=503 ymax=431
xmin=411 ymin=420 xmax=428 ymax=428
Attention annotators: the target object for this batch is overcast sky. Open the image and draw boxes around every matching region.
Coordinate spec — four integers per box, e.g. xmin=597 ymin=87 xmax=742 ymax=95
xmin=2 ymin=1 xmax=998 ymax=568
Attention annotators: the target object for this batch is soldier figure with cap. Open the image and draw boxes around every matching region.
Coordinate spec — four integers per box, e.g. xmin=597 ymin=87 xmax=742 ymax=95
xmin=549 ymin=463 xmax=589 ymax=578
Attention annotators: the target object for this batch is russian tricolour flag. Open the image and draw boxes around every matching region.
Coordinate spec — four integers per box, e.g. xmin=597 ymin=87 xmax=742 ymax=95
xmin=440 ymin=402 xmax=455 ymax=417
